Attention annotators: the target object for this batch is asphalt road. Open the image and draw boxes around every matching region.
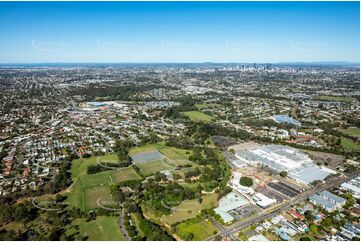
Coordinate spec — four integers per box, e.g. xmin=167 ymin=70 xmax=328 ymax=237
xmin=119 ymin=206 xmax=131 ymax=241
xmin=206 ymin=173 xmax=358 ymax=241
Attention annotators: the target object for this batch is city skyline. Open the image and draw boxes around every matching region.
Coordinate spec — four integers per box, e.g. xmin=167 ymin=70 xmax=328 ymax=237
xmin=0 ymin=1 xmax=359 ymax=63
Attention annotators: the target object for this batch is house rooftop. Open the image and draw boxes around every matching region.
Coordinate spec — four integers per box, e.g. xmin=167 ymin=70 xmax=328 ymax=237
xmin=320 ymin=190 xmax=346 ymax=204
xmin=310 ymin=194 xmax=337 ymax=210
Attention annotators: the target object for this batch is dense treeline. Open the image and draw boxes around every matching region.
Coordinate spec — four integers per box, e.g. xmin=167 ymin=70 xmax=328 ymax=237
xmin=123 ymin=203 xmax=174 ymax=241
xmin=0 ymin=195 xmax=87 ymax=240
xmin=163 ymin=96 xmax=198 ymax=119
xmin=86 ymin=139 xmax=135 ymax=174
xmin=244 ymin=118 xmax=295 ymax=130
xmin=142 ymin=181 xmax=201 ymax=216
xmin=115 ymin=139 xmax=134 ymax=162
xmin=70 ymin=84 xmax=166 ymax=101
xmin=196 ymin=123 xmax=251 ymax=140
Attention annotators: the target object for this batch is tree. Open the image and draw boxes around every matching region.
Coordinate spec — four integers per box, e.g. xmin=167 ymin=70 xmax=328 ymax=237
xmin=322 ymin=217 xmax=333 ymax=227
xmin=239 ymin=177 xmax=253 ymax=187
xmin=304 ymin=210 xmax=314 ymax=221
xmin=280 ymin=171 xmax=288 ymax=177
xmin=154 ymin=172 xmax=167 ymax=182
xmin=310 ymin=224 xmax=318 ymax=233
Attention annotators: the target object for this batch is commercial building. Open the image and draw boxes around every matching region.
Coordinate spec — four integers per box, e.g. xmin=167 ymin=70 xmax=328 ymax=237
xmin=214 ymin=191 xmax=250 ymax=223
xmin=235 ymin=144 xmax=333 ymax=184
xmin=252 ymin=192 xmax=277 ymax=208
xmin=309 ymin=190 xmax=346 ymax=212
xmin=341 ymin=176 xmax=360 ymax=198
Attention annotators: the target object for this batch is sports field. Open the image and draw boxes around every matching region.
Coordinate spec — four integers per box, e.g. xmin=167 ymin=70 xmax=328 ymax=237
xmin=341 ymin=127 xmax=360 ymax=138
xmin=67 ymin=154 xmax=140 ymax=211
xmin=129 ymin=142 xmax=192 ymax=160
xmin=137 ymin=159 xmax=173 ymax=176
xmin=84 ymin=186 xmax=113 ymax=211
xmin=68 ymin=216 xmax=124 ymax=241
xmin=162 ymin=193 xmax=218 ymax=225
xmin=67 ymin=145 xmax=194 ymax=211
xmin=71 ymin=153 xmax=119 ymax=178
xmin=182 ymin=111 xmax=213 ymax=122
xmin=109 ymin=167 xmax=140 ymax=183
xmin=175 ymin=217 xmax=218 ymax=240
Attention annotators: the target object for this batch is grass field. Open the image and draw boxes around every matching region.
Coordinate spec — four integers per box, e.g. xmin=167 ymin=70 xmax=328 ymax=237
xmin=67 ymin=144 xmax=196 ymax=211
xmin=71 ymin=153 xmax=119 ymax=179
xmin=137 ymin=159 xmax=173 ymax=175
xmin=341 ymin=127 xmax=360 ymax=138
xmin=317 ymin=95 xmax=357 ymax=102
xmin=162 ymin=193 xmax=218 ymax=225
xmin=341 ymin=137 xmax=360 ymax=151
xmin=175 ymin=217 xmax=218 ymax=240
xmin=84 ymin=186 xmax=113 ymax=210
xmin=195 ymin=103 xmax=222 ymax=109
xmin=69 ymin=216 xmax=124 ymax=241
xmin=182 ymin=111 xmax=213 ymax=122
xmin=67 ymin=154 xmax=140 ymax=211
xmin=109 ymin=167 xmax=140 ymax=183
xmin=129 ymin=142 xmax=192 ymax=160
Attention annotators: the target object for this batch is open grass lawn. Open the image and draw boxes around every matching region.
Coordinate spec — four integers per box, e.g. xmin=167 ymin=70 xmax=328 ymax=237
xmin=341 ymin=137 xmax=360 ymax=151
xmin=137 ymin=159 xmax=172 ymax=175
xmin=162 ymin=193 xmax=218 ymax=225
xmin=69 ymin=216 xmax=124 ymax=241
xmin=109 ymin=167 xmax=140 ymax=183
xmin=129 ymin=144 xmax=159 ymax=155
xmin=129 ymin=142 xmax=192 ymax=161
xmin=341 ymin=127 xmax=360 ymax=138
xmin=317 ymin=95 xmax=357 ymax=102
xmin=157 ymin=145 xmax=192 ymax=160
xmin=182 ymin=111 xmax=213 ymax=122
xmin=80 ymin=172 xmax=113 ymax=187
xmin=67 ymin=173 xmax=113 ymax=211
xmin=71 ymin=153 xmax=119 ymax=179
xmin=175 ymin=217 xmax=218 ymax=241
xmin=84 ymin=186 xmax=114 ymax=211
xmin=67 ymin=153 xmax=140 ymax=211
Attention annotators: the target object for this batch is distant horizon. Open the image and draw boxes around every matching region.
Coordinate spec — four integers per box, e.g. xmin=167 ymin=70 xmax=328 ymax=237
xmin=0 ymin=61 xmax=359 ymax=65
xmin=0 ymin=1 xmax=359 ymax=63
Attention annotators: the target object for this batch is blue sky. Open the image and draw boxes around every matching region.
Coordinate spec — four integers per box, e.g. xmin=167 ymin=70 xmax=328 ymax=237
xmin=0 ymin=1 xmax=359 ymax=63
